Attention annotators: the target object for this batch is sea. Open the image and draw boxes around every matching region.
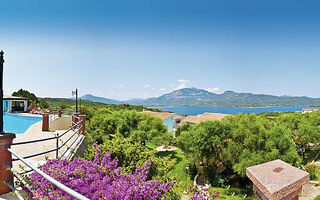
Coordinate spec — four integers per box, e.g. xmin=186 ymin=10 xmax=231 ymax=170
xmin=152 ymin=106 xmax=320 ymax=115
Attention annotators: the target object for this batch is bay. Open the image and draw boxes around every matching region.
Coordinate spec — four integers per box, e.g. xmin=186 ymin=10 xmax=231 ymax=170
xmin=153 ymin=106 xmax=320 ymax=115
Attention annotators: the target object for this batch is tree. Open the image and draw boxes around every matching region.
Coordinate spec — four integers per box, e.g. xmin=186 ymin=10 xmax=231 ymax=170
xmin=85 ymin=136 xmax=176 ymax=181
xmin=175 ymin=123 xmax=191 ymax=137
xmin=12 ymin=89 xmax=38 ymax=102
xmin=38 ymin=98 xmax=49 ymax=109
xmin=177 ymin=114 xmax=301 ymax=179
xmin=88 ymin=110 xmax=168 ymax=145
xmin=222 ymin=114 xmax=300 ymax=177
xmin=177 ymin=120 xmax=229 ymax=166
xmin=276 ymin=112 xmax=320 ymax=160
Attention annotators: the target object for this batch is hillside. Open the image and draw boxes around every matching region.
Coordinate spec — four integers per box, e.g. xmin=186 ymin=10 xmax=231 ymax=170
xmin=130 ymin=88 xmax=320 ymax=107
xmin=57 ymin=88 xmax=320 ymax=107
xmin=81 ymin=94 xmax=120 ymax=104
xmin=42 ymin=97 xmax=107 ymax=107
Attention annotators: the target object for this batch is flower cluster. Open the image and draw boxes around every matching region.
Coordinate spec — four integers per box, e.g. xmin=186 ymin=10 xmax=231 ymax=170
xmin=305 ymin=163 xmax=319 ymax=180
xmin=189 ymin=185 xmax=219 ymax=200
xmin=24 ymin=147 xmax=174 ymax=200
xmin=21 ymin=145 xmax=219 ymax=199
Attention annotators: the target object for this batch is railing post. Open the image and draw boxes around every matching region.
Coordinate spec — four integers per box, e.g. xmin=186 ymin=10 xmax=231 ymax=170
xmin=56 ymin=133 xmax=59 ymax=159
xmin=0 ymin=134 xmax=16 ymax=194
xmin=58 ymin=110 xmax=62 ymax=118
xmin=72 ymin=113 xmax=79 ymax=126
xmin=79 ymin=115 xmax=86 ymax=135
xmin=42 ymin=113 xmax=49 ymax=131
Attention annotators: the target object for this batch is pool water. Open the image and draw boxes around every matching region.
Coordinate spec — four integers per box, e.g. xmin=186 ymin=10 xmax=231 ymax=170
xmin=4 ymin=113 xmax=42 ymax=134
xmin=163 ymin=116 xmax=175 ymax=132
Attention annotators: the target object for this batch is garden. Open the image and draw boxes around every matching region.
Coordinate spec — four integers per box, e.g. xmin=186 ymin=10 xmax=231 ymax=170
xmin=15 ymin=104 xmax=320 ymax=199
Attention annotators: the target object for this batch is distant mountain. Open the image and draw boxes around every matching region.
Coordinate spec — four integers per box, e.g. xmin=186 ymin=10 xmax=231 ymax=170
xmin=81 ymin=94 xmax=120 ymax=104
xmin=128 ymin=88 xmax=320 ymax=107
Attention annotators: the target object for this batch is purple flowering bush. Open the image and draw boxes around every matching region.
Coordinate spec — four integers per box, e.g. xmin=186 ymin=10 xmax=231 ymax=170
xmin=189 ymin=186 xmax=220 ymax=200
xmin=23 ymin=147 xmax=175 ymax=200
xmin=21 ymin=145 xmax=219 ymax=199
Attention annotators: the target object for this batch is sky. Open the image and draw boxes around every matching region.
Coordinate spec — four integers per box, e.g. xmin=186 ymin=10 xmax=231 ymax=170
xmin=1 ymin=0 xmax=320 ymax=100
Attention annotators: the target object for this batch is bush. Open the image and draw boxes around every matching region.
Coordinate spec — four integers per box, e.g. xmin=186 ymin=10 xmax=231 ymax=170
xmin=22 ymin=148 xmax=175 ymax=200
xmin=22 ymin=146 xmax=218 ymax=200
xmin=85 ymin=136 xmax=176 ymax=181
xmin=305 ymin=163 xmax=319 ymax=180
xmin=88 ymin=110 xmax=168 ymax=145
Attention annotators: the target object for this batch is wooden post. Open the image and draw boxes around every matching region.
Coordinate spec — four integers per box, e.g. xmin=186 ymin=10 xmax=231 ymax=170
xmin=42 ymin=113 xmax=49 ymax=131
xmin=79 ymin=115 xmax=86 ymax=135
xmin=73 ymin=113 xmax=79 ymax=125
xmin=0 ymin=134 xmax=15 ymax=194
xmin=58 ymin=110 xmax=62 ymax=118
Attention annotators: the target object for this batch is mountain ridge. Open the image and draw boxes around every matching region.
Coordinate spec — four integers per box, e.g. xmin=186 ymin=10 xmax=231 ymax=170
xmin=82 ymin=88 xmax=320 ymax=107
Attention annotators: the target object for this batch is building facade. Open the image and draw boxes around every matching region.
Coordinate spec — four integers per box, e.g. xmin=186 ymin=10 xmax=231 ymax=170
xmin=3 ymin=95 xmax=28 ymax=112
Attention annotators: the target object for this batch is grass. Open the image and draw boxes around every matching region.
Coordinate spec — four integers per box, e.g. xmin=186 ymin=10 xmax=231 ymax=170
xmin=315 ymin=195 xmax=320 ymax=200
xmin=157 ymin=149 xmax=192 ymax=184
xmin=148 ymin=142 xmax=257 ymax=199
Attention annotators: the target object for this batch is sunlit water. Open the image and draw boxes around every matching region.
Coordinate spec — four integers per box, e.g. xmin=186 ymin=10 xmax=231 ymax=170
xmin=4 ymin=113 xmax=42 ymax=134
xmin=153 ymin=106 xmax=319 ymax=115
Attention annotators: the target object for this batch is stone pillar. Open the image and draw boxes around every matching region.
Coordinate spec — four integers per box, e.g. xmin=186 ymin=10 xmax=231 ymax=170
xmin=0 ymin=134 xmax=15 ymax=194
xmin=246 ymin=160 xmax=309 ymax=200
xmin=58 ymin=110 xmax=62 ymax=118
xmin=42 ymin=113 xmax=49 ymax=131
xmin=79 ymin=115 xmax=86 ymax=135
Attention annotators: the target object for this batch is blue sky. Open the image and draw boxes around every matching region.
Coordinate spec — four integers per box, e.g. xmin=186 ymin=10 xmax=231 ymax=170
xmin=1 ymin=0 xmax=320 ymax=100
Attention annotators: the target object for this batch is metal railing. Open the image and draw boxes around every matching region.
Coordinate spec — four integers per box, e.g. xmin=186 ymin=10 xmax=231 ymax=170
xmin=11 ymin=121 xmax=82 ymax=160
xmin=5 ymin=146 xmax=89 ymax=200
xmin=49 ymin=112 xmax=59 ymax=122
xmin=3 ymin=116 xmax=87 ymax=199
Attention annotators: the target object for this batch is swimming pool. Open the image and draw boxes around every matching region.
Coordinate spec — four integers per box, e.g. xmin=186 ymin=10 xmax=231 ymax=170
xmin=4 ymin=113 xmax=42 ymax=134
xmin=163 ymin=116 xmax=175 ymax=132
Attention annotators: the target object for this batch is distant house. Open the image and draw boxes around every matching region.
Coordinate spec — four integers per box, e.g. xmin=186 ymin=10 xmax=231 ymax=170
xmin=142 ymin=110 xmax=176 ymax=132
xmin=301 ymin=108 xmax=319 ymax=114
xmin=3 ymin=95 xmax=29 ymax=112
xmin=181 ymin=112 xmax=229 ymax=125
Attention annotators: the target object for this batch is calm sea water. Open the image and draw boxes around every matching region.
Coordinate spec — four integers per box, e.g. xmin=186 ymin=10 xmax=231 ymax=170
xmin=153 ymin=106 xmax=319 ymax=115
xmin=4 ymin=113 xmax=42 ymax=134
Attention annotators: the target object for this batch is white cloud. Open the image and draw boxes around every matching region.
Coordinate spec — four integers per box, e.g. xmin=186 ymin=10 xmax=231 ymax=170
xmin=205 ymin=87 xmax=221 ymax=94
xmin=159 ymin=88 xmax=166 ymax=92
xmin=144 ymin=84 xmax=151 ymax=88
xmin=175 ymin=79 xmax=190 ymax=90
xmin=117 ymin=84 xmax=124 ymax=88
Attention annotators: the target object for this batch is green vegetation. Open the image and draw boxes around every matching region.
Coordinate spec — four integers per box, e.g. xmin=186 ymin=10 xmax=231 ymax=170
xmin=83 ymin=107 xmax=261 ymax=199
xmin=86 ymin=109 xmax=171 ymax=145
xmin=176 ymin=111 xmax=320 ymax=194
xmin=314 ymin=195 xmax=320 ymax=200
xmin=85 ymin=136 xmax=176 ymax=181
xmin=11 ymin=89 xmax=320 ymax=199
xmin=12 ymin=89 xmax=37 ymax=102
xmin=12 ymin=89 xmax=50 ymax=109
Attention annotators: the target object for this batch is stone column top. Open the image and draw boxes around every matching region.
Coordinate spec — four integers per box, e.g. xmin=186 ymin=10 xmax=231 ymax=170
xmin=246 ymin=159 xmax=309 ymax=199
xmin=0 ymin=134 xmax=16 ymax=145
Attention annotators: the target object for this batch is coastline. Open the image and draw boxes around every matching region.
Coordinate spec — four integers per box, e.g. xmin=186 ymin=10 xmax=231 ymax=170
xmin=151 ymin=105 xmax=320 ymax=116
